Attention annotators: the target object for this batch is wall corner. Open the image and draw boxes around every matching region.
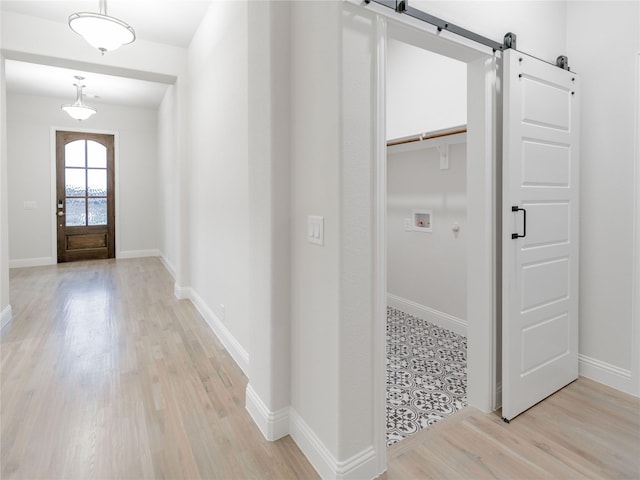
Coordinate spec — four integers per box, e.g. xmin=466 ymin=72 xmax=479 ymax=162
xmin=245 ymin=384 xmax=290 ymax=441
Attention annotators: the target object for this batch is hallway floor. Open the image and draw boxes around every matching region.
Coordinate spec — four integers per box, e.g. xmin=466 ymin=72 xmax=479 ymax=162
xmin=1 ymin=258 xmax=317 ymax=480
xmin=2 ymin=258 xmax=639 ymax=479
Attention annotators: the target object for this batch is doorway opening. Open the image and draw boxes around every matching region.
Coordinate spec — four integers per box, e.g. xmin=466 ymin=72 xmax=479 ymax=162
xmin=385 ymin=39 xmax=469 ymax=445
xmin=373 ymin=15 xmax=499 ymax=461
xmin=56 ymin=131 xmax=115 ymax=262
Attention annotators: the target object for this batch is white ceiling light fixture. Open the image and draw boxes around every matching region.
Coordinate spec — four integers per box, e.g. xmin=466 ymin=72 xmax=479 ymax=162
xmin=68 ymin=0 xmax=136 ymax=55
xmin=61 ymin=76 xmax=97 ymax=121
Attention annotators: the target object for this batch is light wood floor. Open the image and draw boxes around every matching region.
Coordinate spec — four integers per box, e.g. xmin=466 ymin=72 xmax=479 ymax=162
xmin=2 ymin=258 xmax=639 ymax=479
xmin=1 ymin=258 xmax=317 ymax=479
xmin=384 ymin=378 xmax=640 ymax=479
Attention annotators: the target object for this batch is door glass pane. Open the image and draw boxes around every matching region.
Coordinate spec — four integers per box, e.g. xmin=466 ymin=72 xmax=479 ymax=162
xmin=65 ymin=168 xmax=86 ymax=196
xmin=65 ymin=140 xmax=85 ymax=167
xmin=66 ymin=198 xmax=86 ymax=226
xmin=88 ymin=198 xmax=107 ymax=225
xmin=87 ymin=141 xmax=106 ymax=168
xmin=87 ymin=169 xmax=107 ymax=196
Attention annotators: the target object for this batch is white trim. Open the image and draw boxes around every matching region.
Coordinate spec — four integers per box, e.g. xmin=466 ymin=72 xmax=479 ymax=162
xmin=631 ymin=51 xmax=640 ymax=396
xmin=1 ymin=304 xmax=12 ymax=330
xmin=356 ymin=0 xmax=493 ymax=59
xmin=8 ymin=256 xmax=56 ymax=268
xmin=466 ymin=55 xmax=498 ymax=413
xmin=185 ymin=288 xmax=249 ymax=375
xmin=117 ymin=249 xmax=160 ymax=259
xmin=387 ymin=293 xmax=468 ymax=337
xmin=289 ymin=408 xmax=378 ymax=480
xmin=579 ymin=354 xmax=634 ymax=396
xmin=159 ymin=254 xmax=176 ymax=280
xmin=495 ymin=381 xmax=502 ymax=409
xmin=173 ymin=283 xmax=191 ymax=300
xmin=334 ymin=446 xmax=378 ymax=480
xmin=372 ymin=13 xmax=388 ymax=479
xmin=245 ymin=384 xmax=289 ymax=441
xmin=49 ymin=127 xmax=120 ymax=261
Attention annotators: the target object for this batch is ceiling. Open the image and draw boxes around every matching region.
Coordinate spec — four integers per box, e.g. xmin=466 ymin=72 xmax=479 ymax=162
xmin=1 ymin=0 xmax=213 ymax=108
xmin=6 ymin=59 xmax=170 ymax=108
xmin=1 ymin=1 xmax=212 ymax=47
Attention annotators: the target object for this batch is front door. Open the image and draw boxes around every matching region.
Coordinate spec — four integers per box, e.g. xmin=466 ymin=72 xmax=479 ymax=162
xmin=56 ymin=131 xmax=115 ymax=262
xmin=502 ymin=50 xmax=580 ymax=421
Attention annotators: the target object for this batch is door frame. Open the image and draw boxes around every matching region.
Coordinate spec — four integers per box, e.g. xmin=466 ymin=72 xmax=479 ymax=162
xmin=633 ymin=52 xmax=640 ymax=396
xmin=371 ymin=8 xmax=499 ymax=465
xmin=50 ymin=126 xmax=120 ymax=261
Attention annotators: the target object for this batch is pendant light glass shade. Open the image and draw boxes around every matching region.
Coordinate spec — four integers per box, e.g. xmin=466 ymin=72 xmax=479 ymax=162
xmin=62 ymin=77 xmax=97 ymax=121
xmin=68 ymin=0 xmax=135 ymax=55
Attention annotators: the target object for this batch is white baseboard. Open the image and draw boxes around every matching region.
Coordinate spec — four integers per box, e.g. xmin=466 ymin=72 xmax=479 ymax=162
xmin=186 ymin=288 xmax=249 ymax=375
xmin=579 ymin=354 xmax=634 ymax=396
xmin=9 ymin=257 xmax=56 ymax=268
xmin=117 ymin=249 xmax=160 ymax=259
xmin=387 ymin=293 xmax=468 ymax=337
xmin=1 ymin=305 xmax=12 ymax=330
xmin=158 ymin=254 xmax=176 ymax=280
xmin=289 ymin=408 xmax=379 ymax=480
xmin=173 ymin=283 xmax=191 ymax=300
xmin=245 ymin=384 xmax=289 ymax=441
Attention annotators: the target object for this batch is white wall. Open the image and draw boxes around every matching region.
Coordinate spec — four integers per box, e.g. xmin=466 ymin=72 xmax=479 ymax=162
xmin=6 ymin=92 xmax=159 ymax=264
xmin=386 ymin=40 xmax=466 ymax=139
xmin=157 ymin=85 xmax=178 ymax=276
xmin=1 ymin=50 xmax=10 ymax=324
xmin=412 ymin=1 xmax=567 ymax=65
xmin=387 ymin=142 xmax=467 ymax=323
xmin=567 ymin=1 xmax=640 ymax=395
xmin=289 ymin=0 xmax=342 ymax=467
xmin=184 ymin=0 xmax=250 ymax=364
xmin=245 ymin=0 xmax=292 ymax=437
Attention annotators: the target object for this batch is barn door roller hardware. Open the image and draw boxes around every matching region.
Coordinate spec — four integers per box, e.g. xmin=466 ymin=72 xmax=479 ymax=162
xmin=365 ymin=0 xmax=509 ymax=51
xmin=556 ymin=55 xmax=570 ymax=71
xmin=364 ymin=0 xmax=569 ymax=69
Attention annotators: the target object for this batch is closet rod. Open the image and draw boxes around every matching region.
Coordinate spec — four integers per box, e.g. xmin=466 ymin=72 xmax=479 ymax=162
xmin=387 ymin=127 xmax=467 ymax=147
xmin=364 ymin=0 xmax=510 ymax=52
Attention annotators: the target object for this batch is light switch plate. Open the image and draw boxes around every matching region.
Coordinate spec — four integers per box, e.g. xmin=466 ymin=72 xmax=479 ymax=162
xmin=307 ymin=215 xmax=324 ymax=246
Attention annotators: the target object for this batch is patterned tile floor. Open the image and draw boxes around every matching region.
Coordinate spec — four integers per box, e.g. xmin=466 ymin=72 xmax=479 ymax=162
xmin=386 ymin=307 xmax=468 ymax=446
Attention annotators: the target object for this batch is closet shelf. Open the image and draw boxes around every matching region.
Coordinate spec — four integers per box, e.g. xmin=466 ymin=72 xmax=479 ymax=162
xmin=387 ymin=125 xmax=467 ymax=147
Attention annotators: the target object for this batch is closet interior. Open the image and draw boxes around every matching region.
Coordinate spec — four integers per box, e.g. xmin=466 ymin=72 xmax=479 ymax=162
xmin=385 ymin=38 xmax=470 ymax=446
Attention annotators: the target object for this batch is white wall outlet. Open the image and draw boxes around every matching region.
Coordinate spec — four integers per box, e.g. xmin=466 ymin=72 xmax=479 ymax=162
xmin=404 ymin=218 xmax=412 ymax=231
xmin=307 ymin=215 xmax=324 ymax=246
xmin=220 ymin=304 xmax=225 ymax=321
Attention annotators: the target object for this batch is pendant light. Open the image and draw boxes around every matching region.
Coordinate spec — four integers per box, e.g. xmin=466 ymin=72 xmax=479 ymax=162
xmin=61 ymin=77 xmax=97 ymax=121
xmin=68 ymin=0 xmax=136 ymax=55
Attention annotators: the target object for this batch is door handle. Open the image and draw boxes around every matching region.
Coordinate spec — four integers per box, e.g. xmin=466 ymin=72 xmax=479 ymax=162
xmin=511 ymin=206 xmax=526 ymax=239
xmin=57 ymin=211 xmax=65 ymax=217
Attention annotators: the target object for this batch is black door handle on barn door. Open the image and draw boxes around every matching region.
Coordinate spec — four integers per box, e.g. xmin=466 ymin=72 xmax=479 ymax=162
xmin=511 ymin=206 xmax=526 ymax=239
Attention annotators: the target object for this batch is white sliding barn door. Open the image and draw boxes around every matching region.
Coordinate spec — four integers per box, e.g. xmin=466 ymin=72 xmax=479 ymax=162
xmin=502 ymin=49 xmax=580 ymax=421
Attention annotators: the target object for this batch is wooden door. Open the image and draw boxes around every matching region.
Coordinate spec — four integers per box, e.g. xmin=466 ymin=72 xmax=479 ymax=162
xmin=56 ymin=131 xmax=115 ymax=262
xmin=502 ymin=50 xmax=580 ymax=421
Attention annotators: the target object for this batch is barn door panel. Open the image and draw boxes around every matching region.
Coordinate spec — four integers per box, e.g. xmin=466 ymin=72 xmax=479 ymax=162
xmin=502 ymin=49 xmax=580 ymax=421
